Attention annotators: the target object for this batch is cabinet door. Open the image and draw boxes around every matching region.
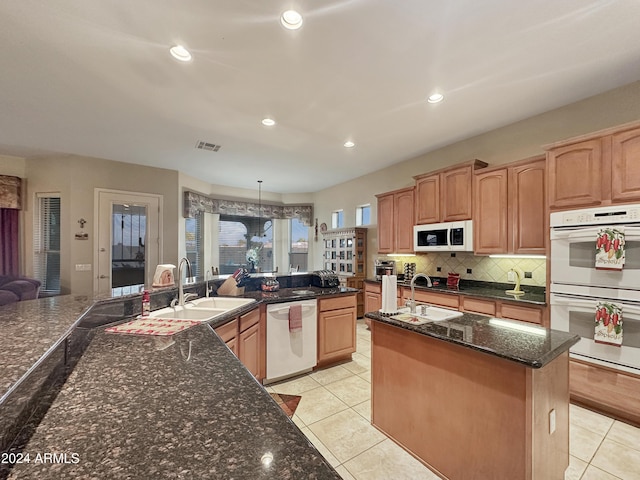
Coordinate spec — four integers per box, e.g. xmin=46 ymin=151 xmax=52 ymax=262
xmin=611 ymin=127 xmax=640 ymax=203
xmin=510 ymin=159 xmax=546 ymax=254
xmin=377 ymin=193 xmax=395 ymax=253
xmin=548 ymin=139 xmax=602 ymax=209
xmin=226 ymin=337 xmax=238 ymax=357
xmin=474 ymin=169 xmax=508 ymax=254
xmin=318 ymin=308 xmax=356 ymax=363
xmin=415 ymin=174 xmax=440 ymax=224
xmin=238 ymin=322 xmax=260 ymax=378
xmin=365 ymin=291 xmax=381 ymax=313
xmin=442 ymin=166 xmax=473 ymax=221
xmin=394 ymin=189 xmax=415 ymax=253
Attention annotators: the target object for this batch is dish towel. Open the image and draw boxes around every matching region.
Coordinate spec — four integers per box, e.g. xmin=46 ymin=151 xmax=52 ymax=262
xmin=595 ymin=227 xmax=625 ymax=270
xmin=289 ymin=304 xmax=303 ymax=333
xmin=595 ymin=301 xmax=623 ymax=346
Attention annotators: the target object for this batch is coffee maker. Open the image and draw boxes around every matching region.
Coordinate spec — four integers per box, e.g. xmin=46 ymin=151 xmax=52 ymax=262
xmin=374 ymin=259 xmax=396 ymax=280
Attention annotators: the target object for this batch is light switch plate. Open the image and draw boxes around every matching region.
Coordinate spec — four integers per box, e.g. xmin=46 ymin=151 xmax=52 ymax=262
xmin=507 ymin=270 xmax=515 ymax=282
xmin=75 ymin=264 xmax=92 ymax=271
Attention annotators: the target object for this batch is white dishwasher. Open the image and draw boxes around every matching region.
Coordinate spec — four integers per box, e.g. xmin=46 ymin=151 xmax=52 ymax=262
xmin=264 ymin=299 xmax=317 ymax=384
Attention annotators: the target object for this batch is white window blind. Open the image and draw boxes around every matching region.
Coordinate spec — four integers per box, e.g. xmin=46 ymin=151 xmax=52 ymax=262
xmin=33 ymin=194 xmax=61 ymax=293
xmin=185 ymin=211 xmax=204 ymax=277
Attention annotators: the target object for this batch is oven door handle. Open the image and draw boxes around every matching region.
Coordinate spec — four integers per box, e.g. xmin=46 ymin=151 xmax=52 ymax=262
xmin=552 ymin=226 xmax=640 ymax=240
xmin=552 ymin=294 xmax=640 ymax=313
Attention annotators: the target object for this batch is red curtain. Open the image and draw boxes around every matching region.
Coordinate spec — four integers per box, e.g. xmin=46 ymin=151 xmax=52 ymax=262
xmin=0 ymin=208 xmax=19 ymax=276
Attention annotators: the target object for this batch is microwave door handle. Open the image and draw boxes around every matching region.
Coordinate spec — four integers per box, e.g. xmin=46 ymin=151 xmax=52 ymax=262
xmin=449 ymin=228 xmax=453 ymax=247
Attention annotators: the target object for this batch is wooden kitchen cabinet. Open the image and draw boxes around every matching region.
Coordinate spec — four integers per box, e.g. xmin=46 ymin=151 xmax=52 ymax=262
xmin=317 ymin=295 xmax=357 ymax=367
xmin=376 ymin=187 xmax=414 ymax=254
xmin=474 ymin=156 xmax=546 ymax=255
xmin=474 ymin=168 xmax=508 ymax=254
xmin=546 ymin=121 xmax=640 ymax=210
xmin=364 ymin=282 xmax=382 ymax=313
xmin=414 ymin=159 xmax=488 ymax=224
xmin=214 ymin=307 xmax=265 ymax=380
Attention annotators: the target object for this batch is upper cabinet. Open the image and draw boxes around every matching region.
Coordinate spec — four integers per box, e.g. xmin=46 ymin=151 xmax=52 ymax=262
xmin=546 ymin=122 xmax=640 ymax=210
xmin=376 ymin=187 xmax=414 ymax=254
xmin=414 ymin=159 xmax=488 ymax=224
xmin=474 ymin=156 xmax=546 ymax=255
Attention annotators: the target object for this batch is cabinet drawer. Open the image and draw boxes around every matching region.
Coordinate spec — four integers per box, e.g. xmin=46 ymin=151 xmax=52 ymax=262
xmin=500 ymin=303 xmax=543 ymax=324
xmin=411 ymin=289 xmax=460 ymax=309
xmin=364 ymin=282 xmax=381 ymax=294
xmin=319 ymin=295 xmax=357 ymax=312
xmin=239 ymin=308 xmax=260 ymax=332
xmin=461 ymin=297 xmax=496 ymax=315
xmin=214 ymin=318 xmax=238 ymax=342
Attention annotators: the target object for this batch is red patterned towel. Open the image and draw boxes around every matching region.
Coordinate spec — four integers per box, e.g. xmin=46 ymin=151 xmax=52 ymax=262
xmin=289 ymin=304 xmax=302 ymax=333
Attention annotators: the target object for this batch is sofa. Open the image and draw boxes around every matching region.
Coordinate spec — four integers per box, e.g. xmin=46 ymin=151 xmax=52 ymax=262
xmin=0 ymin=276 xmax=41 ymax=306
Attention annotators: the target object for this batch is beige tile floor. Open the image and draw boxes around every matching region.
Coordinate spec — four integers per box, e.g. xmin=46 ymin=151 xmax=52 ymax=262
xmin=266 ymin=320 xmax=640 ymax=480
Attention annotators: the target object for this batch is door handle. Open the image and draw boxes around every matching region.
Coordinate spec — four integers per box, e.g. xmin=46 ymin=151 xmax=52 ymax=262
xmin=99 ymin=274 xmax=109 ymax=279
xmin=100 ymin=248 xmax=106 ymax=252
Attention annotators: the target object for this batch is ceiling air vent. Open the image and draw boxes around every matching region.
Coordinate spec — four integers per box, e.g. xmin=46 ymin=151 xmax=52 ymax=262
xmin=195 ymin=141 xmax=221 ymax=152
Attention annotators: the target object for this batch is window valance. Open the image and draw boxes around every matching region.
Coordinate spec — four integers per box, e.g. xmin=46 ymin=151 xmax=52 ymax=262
xmin=183 ymin=190 xmax=313 ymax=226
xmin=0 ymin=175 xmax=22 ymax=209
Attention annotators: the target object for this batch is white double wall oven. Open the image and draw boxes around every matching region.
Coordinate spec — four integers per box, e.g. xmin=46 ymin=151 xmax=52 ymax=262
xmin=550 ymin=204 xmax=640 ymax=374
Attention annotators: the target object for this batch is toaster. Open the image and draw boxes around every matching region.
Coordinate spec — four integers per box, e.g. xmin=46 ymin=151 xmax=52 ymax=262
xmin=311 ymin=270 xmax=340 ymax=288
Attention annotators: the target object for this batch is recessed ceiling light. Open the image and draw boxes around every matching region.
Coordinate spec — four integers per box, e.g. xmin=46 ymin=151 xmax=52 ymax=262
xmin=262 ymin=118 xmax=276 ymax=127
xmin=343 ymin=141 xmax=355 ymax=148
xmin=427 ymin=93 xmax=444 ymax=104
xmin=281 ymin=10 xmax=303 ymax=30
xmin=169 ymin=45 xmax=192 ymax=62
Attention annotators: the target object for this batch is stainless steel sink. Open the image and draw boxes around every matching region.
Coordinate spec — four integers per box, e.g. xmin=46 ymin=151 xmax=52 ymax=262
xmin=391 ymin=306 xmax=463 ymax=325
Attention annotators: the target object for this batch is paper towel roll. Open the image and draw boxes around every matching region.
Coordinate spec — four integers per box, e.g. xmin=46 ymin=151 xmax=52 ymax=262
xmin=381 ymin=275 xmax=397 ymax=313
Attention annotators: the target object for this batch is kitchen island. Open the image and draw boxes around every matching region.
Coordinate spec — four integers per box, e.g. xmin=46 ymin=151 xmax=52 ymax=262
xmin=365 ymin=310 xmax=579 ymax=480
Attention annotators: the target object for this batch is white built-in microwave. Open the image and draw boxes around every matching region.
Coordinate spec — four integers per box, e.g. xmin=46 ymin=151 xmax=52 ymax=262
xmin=414 ymin=220 xmax=474 ymax=252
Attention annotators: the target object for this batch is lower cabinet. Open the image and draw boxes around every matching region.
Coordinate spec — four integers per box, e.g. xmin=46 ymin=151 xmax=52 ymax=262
xmin=214 ymin=308 xmax=265 ymax=381
xmin=317 ymin=295 xmax=357 ymax=367
xmin=364 ymin=282 xmax=382 ymax=313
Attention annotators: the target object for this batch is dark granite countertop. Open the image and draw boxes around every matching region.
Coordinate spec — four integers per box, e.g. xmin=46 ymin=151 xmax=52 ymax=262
xmin=1 ymin=295 xmax=92 ymax=397
xmin=2 ymin=284 xmax=358 ymax=479
xmin=8 ymin=323 xmax=340 ymax=479
xmin=365 ymin=310 xmax=579 ymax=368
xmin=365 ymin=277 xmax=546 ymax=305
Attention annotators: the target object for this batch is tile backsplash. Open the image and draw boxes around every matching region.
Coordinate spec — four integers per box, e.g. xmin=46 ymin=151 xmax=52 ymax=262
xmin=383 ymin=253 xmax=546 ymax=287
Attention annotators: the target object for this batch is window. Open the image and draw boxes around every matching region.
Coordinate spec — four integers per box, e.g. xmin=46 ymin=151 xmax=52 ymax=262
xmin=34 ymin=194 xmax=61 ymax=293
xmin=356 ymin=204 xmax=371 ymax=226
xmin=331 ymin=210 xmax=344 ymax=229
xmin=289 ymin=218 xmax=308 ymax=271
xmin=185 ymin=211 xmax=204 ymax=277
xmin=218 ymin=215 xmax=273 ymax=274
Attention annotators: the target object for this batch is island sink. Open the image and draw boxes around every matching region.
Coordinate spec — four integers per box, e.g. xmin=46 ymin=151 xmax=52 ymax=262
xmin=392 ymin=305 xmax=463 ymax=324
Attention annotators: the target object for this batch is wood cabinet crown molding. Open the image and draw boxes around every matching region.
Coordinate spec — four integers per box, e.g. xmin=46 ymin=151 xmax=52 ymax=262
xmin=541 ymin=119 xmax=640 ymax=151
xmin=412 ymin=158 xmax=488 ymax=181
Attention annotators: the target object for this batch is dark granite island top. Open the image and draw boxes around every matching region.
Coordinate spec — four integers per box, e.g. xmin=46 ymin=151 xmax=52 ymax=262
xmin=365 ymin=310 xmax=579 ymax=368
xmin=8 ymin=322 xmax=340 ymax=479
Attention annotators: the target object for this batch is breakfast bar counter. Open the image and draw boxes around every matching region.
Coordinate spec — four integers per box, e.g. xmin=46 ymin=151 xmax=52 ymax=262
xmin=365 ymin=310 xmax=579 ymax=480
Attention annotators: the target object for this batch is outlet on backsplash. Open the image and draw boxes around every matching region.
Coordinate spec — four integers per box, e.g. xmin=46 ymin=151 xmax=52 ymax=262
xmin=380 ymin=252 xmax=546 ymax=286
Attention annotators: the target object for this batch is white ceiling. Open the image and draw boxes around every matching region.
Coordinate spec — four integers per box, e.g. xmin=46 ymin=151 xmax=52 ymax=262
xmin=1 ymin=1 xmax=639 ymax=194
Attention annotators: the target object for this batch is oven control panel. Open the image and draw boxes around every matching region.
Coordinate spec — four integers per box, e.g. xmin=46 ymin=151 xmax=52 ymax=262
xmin=551 ymin=204 xmax=640 ymax=227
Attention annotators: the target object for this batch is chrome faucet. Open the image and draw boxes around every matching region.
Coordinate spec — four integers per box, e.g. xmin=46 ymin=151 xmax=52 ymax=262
xmin=177 ymin=257 xmax=196 ymax=306
xmin=409 ymin=273 xmax=433 ymax=313
xmin=205 ymin=268 xmax=214 ymax=297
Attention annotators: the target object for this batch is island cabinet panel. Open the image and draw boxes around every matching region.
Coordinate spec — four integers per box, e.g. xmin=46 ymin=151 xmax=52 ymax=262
xmin=474 ymin=168 xmax=509 ymax=254
xmin=317 ymin=295 xmax=357 ymax=367
xmin=371 ymin=321 xmax=570 ymax=480
xmin=548 ymin=139 xmax=602 ymax=210
xmin=611 ymin=126 xmax=640 ymax=203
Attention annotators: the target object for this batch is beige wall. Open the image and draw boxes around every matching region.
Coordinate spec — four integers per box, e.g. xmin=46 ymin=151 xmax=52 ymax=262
xmin=20 ymin=155 xmax=179 ymax=295
xmin=311 ymin=80 xmax=640 ymax=273
xmin=0 ymin=155 xmax=26 ymax=178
